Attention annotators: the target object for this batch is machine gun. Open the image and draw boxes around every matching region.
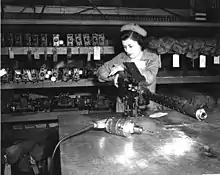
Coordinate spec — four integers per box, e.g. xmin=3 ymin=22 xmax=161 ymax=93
xmin=117 ymin=63 xmax=150 ymax=118
xmin=117 ymin=62 xmax=207 ymax=121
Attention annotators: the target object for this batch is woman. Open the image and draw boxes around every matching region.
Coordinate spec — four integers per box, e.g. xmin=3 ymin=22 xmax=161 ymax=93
xmin=96 ymin=23 xmax=160 ymax=112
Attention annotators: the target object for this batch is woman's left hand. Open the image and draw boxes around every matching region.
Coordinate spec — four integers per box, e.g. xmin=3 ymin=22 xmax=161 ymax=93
xmin=114 ymin=73 xmax=120 ymax=88
xmin=109 ymin=65 xmax=124 ymax=77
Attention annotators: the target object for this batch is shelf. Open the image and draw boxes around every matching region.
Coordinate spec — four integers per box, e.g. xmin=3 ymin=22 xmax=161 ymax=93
xmin=2 ymin=19 xmax=220 ymax=27
xmin=1 ymin=110 xmax=89 ymax=123
xmin=1 ymin=79 xmax=105 ymax=89
xmin=1 ymin=46 xmax=115 ymax=55
xmin=1 ymin=110 xmax=113 ymax=123
xmin=156 ymin=75 xmax=220 ymax=84
xmin=2 ymin=75 xmax=220 ymax=89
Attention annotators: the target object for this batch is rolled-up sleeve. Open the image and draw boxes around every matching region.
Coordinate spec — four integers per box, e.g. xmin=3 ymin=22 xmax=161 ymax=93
xmin=96 ymin=53 xmax=126 ymax=82
xmin=141 ymin=53 xmax=160 ymax=85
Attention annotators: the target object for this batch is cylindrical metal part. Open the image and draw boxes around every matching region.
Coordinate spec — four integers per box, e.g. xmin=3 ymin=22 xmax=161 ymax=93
xmin=141 ymin=88 xmax=207 ymax=121
xmin=105 ymin=117 xmax=143 ymax=137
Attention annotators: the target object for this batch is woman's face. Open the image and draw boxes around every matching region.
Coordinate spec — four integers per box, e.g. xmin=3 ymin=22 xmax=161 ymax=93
xmin=122 ymin=38 xmax=142 ymax=59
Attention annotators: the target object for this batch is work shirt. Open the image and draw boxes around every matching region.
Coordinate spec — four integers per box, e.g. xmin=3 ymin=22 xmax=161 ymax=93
xmin=97 ymin=49 xmax=160 ymax=94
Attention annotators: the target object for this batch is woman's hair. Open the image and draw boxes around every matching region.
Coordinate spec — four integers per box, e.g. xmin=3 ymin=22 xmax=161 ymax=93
xmin=120 ymin=30 xmax=145 ymax=49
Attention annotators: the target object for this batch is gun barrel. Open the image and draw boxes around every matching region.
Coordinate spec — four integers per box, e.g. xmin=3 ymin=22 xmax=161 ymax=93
xmin=141 ymin=88 xmax=207 ymax=121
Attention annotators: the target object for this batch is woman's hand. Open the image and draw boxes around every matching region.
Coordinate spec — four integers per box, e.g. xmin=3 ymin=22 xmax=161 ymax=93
xmin=109 ymin=65 xmax=124 ymax=77
xmin=114 ymin=73 xmax=120 ymax=88
xmin=109 ymin=65 xmax=124 ymax=88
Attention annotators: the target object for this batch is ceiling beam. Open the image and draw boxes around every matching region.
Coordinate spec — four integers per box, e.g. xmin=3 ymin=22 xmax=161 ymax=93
xmin=2 ymin=5 xmax=191 ymax=17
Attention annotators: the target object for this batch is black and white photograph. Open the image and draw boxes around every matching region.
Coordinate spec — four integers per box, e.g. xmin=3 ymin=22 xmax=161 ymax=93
xmin=1 ymin=0 xmax=220 ymax=175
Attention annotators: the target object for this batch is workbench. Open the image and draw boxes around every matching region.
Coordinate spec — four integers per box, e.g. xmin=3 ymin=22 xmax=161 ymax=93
xmin=58 ymin=109 xmax=220 ymax=175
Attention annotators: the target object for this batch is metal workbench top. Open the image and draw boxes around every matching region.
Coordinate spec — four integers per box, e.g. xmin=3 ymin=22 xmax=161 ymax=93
xmin=58 ymin=110 xmax=220 ymax=175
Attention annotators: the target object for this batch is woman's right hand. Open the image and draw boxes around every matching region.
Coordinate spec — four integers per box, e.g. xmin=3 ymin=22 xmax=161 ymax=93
xmin=109 ymin=65 xmax=124 ymax=77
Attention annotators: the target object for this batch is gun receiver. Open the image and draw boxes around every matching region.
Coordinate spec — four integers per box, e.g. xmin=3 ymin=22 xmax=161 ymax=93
xmin=118 ymin=62 xmax=207 ymax=121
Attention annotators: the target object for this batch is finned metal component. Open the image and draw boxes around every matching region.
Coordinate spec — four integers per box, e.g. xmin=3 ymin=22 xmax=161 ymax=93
xmin=93 ymin=117 xmax=144 ymax=137
xmin=105 ymin=117 xmax=143 ymax=137
xmin=141 ymin=88 xmax=208 ymax=121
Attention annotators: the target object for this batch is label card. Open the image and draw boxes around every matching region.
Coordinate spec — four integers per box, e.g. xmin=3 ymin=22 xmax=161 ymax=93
xmin=172 ymin=54 xmax=180 ymax=68
xmin=87 ymin=52 xmax=92 ymax=61
xmin=8 ymin=47 xmax=14 ymax=59
xmin=199 ymin=55 xmax=206 ymax=68
xmin=53 ymin=48 xmax=58 ymax=62
xmin=94 ymin=46 xmax=101 ymax=60
xmin=214 ymin=56 xmax=220 ymax=64
xmin=158 ymin=55 xmax=162 ymax=68
xmin=34 ymin=49 xmax=40 ymax=59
